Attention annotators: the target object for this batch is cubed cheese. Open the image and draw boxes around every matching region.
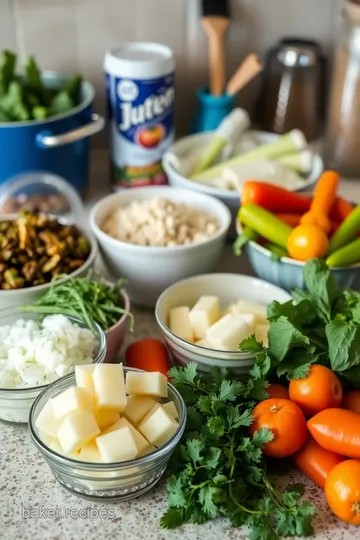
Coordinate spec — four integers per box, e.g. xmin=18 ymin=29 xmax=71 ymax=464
xmin=122 ymin=395 xmax=158 ymax=426
xmin=108 ymin=417 xmax=150 ymax=455
xmin=189 ymin=296 xmax=220 ymax=339
xmin=35 ymin=399 xmax=63 ymax=437
xmin=138 ymin=444 xmax=156 ymax=457
xmin=48 ymin=437 xmax=80 ymax=460
xmin=78 ymin=442 xmax=103 ymax=463
xmin=168 ymin=306 xmax=194 ymax=342
xmin=51 ymin=386 xmax=94 ymax=420
xmin=93 ymin=363 xmax=127 ymax=412
xmin=126 ymin=371 xmax=167 ymax=398
xmin=235 ymin=300 xmax=267 ymax=325
xmin=75 ymin=364 xmax=95 ymax=392
xmin=162 ymin=400 xmax=179 ymax=420
xmin=138 ymin=406 xmax=179 ymax=448
xmin=255 ymin=324 xmax=270 ymax=347
xmin=234 ymin=313 xmax=256 ymax=334
xmin=96 ymin=426 xmax=138 ymax=463
xmin=206 ymin=313 xmax=251 ymax=351
xmin=195 ymin=339 xmax=210 ymax=348
xmin=94 ymin=408 xmax=120 ymax=429
xmin=57 ymin=410 xmax=100 ymax=454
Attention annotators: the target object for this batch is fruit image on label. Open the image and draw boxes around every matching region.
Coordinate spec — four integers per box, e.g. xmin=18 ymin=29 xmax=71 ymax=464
xmin=136 ymin=125 xmax=164 ymax=149
xmin=106 ymin=72 xmax=175 ymax=189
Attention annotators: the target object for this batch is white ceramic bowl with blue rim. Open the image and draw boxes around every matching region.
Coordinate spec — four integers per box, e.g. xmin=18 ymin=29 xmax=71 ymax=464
xmin=155 ymin=273 xmax=291 ymax=377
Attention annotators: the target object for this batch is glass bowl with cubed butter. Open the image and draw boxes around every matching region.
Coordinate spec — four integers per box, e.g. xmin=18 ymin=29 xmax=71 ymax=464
xmin=28 ymin=363 xmax=186 ymax=501
xmin=155 ymin=273 xmax=291 ymax=376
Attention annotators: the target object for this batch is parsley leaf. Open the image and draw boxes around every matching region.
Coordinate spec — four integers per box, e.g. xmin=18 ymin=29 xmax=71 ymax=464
xmin=239 ymin=334 xmax=265 ymax=353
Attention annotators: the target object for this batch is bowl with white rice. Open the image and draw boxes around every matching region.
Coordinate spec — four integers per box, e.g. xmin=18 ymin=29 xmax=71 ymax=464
xmin=0 ymin=307 xmax=106 ymax=424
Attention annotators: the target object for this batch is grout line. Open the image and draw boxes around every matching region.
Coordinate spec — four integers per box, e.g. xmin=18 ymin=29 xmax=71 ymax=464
xmin=10 ymin=0 xmax=26 ymax=64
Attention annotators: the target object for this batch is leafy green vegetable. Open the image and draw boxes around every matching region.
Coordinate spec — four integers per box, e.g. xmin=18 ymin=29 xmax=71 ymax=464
xmin=240 ymin=258 xmax=360 ymax=385
xmin=161 ymin=363 xmax=315 ymax=538
xmin=233 ymin=226 xmax=258 ymax=256
xmin=0 ymin=49 xmax=82 ymax=122
xmin=21 ymin=271 xmax=133 ymax=332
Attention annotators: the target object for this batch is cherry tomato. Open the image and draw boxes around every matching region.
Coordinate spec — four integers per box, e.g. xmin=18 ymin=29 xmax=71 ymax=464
xmin=325 ymin=460 xmax=360 ymax=525
xmin=289 ymin=365 xmax=343 ymax=417
xmin=341 ymin=390 xmax=360 ymax=415
xmin=125 ymin=338 xmax=171 ymax=377
xmin=293 ymin=436 xmax=345 ymax=489
xmin=267 ymin=383 xmax=289 ymax=400
xmin=308 ymin=408 xmax=360 ymax=458
xmin=249 ymin=398 xmax=307 ymax=458
xmin=287 ymin=224 xmax=329 ymax=261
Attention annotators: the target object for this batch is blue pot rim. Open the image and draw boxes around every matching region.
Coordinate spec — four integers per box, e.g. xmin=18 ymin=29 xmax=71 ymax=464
xmin=0 ymin=70 xmax=95 ymax=128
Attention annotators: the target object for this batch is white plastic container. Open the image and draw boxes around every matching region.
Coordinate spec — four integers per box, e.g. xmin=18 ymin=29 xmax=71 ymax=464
xmin=104 ymin=43 xmax=175 ymax=190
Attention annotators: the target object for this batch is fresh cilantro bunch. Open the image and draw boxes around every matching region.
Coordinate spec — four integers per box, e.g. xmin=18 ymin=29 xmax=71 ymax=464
xmin=161 ymin=362 xmax=315 ymax=539
xmin=240 ymin=258 xmax=360 ymax=386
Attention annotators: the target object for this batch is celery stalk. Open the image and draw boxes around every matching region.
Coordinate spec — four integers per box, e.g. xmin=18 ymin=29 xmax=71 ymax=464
xmin=190 ymin=135 xmax=227 ymax=176
xmin=276 ymin=150 xmax=313 ymax=174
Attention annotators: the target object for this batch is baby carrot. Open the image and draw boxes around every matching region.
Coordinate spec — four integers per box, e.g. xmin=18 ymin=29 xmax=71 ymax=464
xmin=300 ymin=170 xmax=340 ymax=234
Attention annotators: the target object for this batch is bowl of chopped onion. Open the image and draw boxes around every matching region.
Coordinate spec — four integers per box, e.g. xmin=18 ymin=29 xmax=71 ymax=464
xmin=0 ymin=307 xmax=106 ymax=424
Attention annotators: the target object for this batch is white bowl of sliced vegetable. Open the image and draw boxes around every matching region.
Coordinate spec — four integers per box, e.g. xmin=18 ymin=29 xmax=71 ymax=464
xmin=0 ymin=306 xmax=106 ymax=424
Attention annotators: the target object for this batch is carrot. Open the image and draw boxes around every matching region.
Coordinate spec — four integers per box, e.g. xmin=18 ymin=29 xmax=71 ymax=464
xmin=125 ymin=338 xmax=171 ymax=377
xmin=241 ymin=182 xmax=311 ymax=213
xmin=331 ymin=197 xmax=354 ymax=223
xmin=300 ymin=170 xmax=340 ymax=234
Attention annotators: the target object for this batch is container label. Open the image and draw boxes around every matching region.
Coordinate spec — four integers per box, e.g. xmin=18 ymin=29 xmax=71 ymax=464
xmin=106 ymin=72 xmax=174 ymax=188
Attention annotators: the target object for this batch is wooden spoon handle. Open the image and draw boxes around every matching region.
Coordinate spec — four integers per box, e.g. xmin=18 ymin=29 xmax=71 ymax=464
xmin=226 ymin=53 xmax=263 ymax=96
xmin=202 ymin=17 xmax=229 ymax=96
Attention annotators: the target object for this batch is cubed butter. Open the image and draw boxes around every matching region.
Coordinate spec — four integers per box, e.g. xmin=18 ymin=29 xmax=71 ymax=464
xmin=122 ymin=395 xmax=158 ymax=426
xmin=195 ymin=339 xmax=210 ymax=348
xmin=138 ymin=406 xmax=179 ymax=448
xmin=234 ymin=313 xmax=256 ymax=334
xmin=107 ymin=417 xmax=150 ymax=455
xmin=93 ymin=363 xmax=127 ymax=412
xmin=48 ymin=437 xmax=80 ymax=460
xmin=206 ymin=313 xmax=251 ymax=351
xmin=75 ymin=364 xmax=95 ymax=392
xmin=255 ymin=324 xmax=270 ymax=347
xmin=35 ymin=399 xmax=63 ymax=437
xmin=235 ymin=300 xmax=267 ymax=325
xmin=94 ymin=408 xmax=120 ymax=429
xmin=126 ymin=371 xmax=167 ymax=398
xmin=78 ymin=442 xmax=103 ymax=463
xmin=51 ymin=386 xmax=94 ymax=420
xmin=57 ymin=410 xmax=100 ymax=454
xmin=189 ymin=296 xmax=220 ymax=339
xmin=168 ymin=306 xmax=194 ymax=342
xmin=96 ymin=426 xmax=138 ymax=463
xmin=162 ymin=400 xmax=179 ymax=420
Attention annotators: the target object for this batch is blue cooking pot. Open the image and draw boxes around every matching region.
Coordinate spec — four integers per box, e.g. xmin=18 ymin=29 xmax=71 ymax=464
xmin=0 ymin=72 xmax=104 ymax=193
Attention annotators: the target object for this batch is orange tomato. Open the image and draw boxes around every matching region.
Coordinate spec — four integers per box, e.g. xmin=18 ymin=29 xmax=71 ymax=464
xmin=249 ymin=398 xmax=307 ymax=458
xmin=287 ymin=224 xmax=329 ymax=261
xmin=293 ymin=436 xmax=345 ymax=489
xmin=341 ymin=390 xmax=360 ymax=415
xmin=267 ymin=383 xmax=289 ymax=400
xmin=325 ymin=460 xmax=360 ymax=525
xmin=125 ymin=338 xmax=171 ymax=377
xmin=289 ymin=365 xmax=343 ymax=417
xmin=308 ymin=408 xmax=360 ymax=458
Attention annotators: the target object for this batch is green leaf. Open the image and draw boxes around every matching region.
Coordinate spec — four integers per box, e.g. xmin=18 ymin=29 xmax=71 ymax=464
xmin=226 ymin=406 xmax=253 ymax=429
xmin=302 ymin=258 xmax=340 ymax=322
xmin=218 ymin=379 xmax=243 ymax=402
xmin=198 ymin=485 xmax=220 ymax=518
xmin=160 ymin=507 xmax=185 ymax=529
xmin=239 ymin=334 xmax=265 ymax=353
xmin=326 ymin=320 xmax=360 ymax=372
xmin=233 ymin=227 xmax=257 ymax=256
xmin=207 ymin=416 xmax=225 ymax=438
xmin=269 ymin=316 xmax=311 ymax=361
xmin=184 ymin=439 xmax=204 ymax=464
xmin=276 ymin=348 xmax=317 ymax=379
xmin=167 ymin=476 xmax=187 ymax=508
xmin=250 ymin=353 xmax=272 ymax=380
xmin=187 ymin=406 xmax=203 ymax=431
xmin=196 ymin=395 xmax=212 ymax=414
xmin=251 ymin=427 xmax=274 ymax=447
xmin=168 ymin=363 xmax=198 ymax=386
xmin=204 ymin=447 xmax=222 ymax=469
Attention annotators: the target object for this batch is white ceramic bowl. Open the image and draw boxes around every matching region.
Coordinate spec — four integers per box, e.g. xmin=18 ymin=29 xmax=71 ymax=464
xmin=89 ymin=187 xmax=231 ymax=307
xmin=155 ymin=273 xmax=291 ymax=376
xmin=162 ymin=131 xmax=323 ymax=234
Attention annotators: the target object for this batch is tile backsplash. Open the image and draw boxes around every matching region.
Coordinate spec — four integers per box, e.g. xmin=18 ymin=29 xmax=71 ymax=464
xmin=1 ymin=0 xmax=343 ymax=146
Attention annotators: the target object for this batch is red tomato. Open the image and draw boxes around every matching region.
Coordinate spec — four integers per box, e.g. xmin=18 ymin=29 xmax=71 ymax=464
xmin=341 ymin=390 xmax=360 ymax=415
xmin=125 ymin=338 xmax=171 ymax=377
xmin=289 ymin=365 xmax=343 ymax=417
xmin=267 ymin=383 xmax=289 ymax=400
xmin=325 ymin=460 xmax=360 ymax=525
xmin=249 ymin=398 xmax=307 ymax=458
xmin=293 ymin=436 xmax=345 ymax=489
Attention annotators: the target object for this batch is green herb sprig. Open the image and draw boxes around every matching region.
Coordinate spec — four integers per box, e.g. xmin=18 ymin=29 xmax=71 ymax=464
xmin=161 ymin=363 xmax=315 ymax=538
xmin=21 ymin=271 xmax=133 ymax=332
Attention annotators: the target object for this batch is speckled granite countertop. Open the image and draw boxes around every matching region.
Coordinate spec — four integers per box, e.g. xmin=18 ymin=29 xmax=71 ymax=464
xmin=2 ymin=152 xmax=360 ymax=539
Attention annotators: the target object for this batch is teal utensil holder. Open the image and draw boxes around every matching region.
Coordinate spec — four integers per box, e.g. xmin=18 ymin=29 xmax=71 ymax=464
xmin=192 ymin=87 xmax=235 ymax=133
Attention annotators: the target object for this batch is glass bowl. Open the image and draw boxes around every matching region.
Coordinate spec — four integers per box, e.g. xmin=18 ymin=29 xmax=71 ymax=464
xmin=28 ymin=367 xmax=187 ymax=502
xmin=0 ymin=307 xmax=106 ymax=425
